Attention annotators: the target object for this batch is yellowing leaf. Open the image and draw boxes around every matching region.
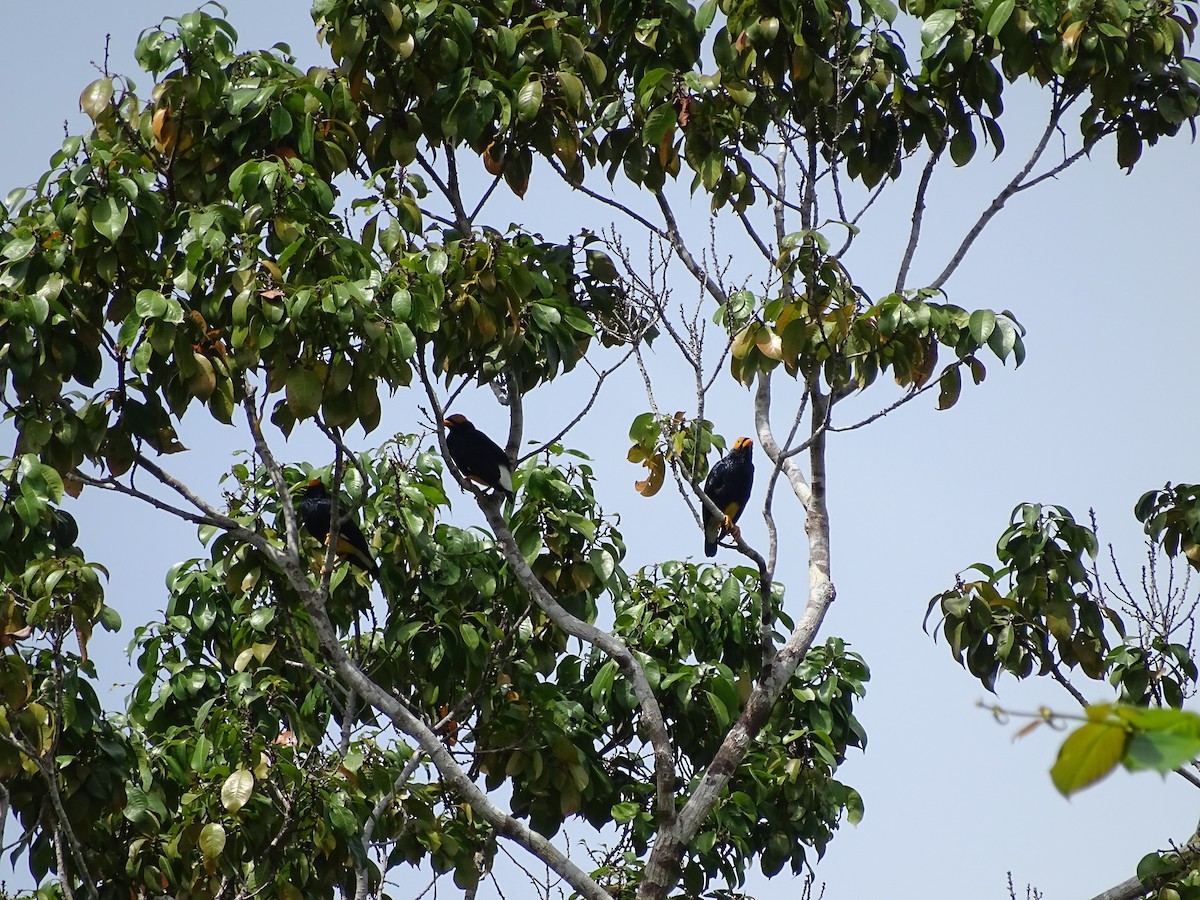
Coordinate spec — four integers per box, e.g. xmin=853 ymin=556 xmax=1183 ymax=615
xmin=199 ymin=823 xmax=226 ymax=873
xmin=234 ymin=647 xmax=255 ymax=673
xmin=221 ymin=768 xmax=255 ymax=813
xmin=1012 ymin=718 xmax=1044 ymax=741
xmin=936 ymin=365 xmax=961 ymax=410
xmin=1062 ymin=19 xmax=1085 ymax=49
xmin=152 ymin=107 xmax=178 ymax=155
xmin=755 ymin=326 xmax=783 ymax=360
xmin=483 ymin=141 xmax=505 ymax=176
xmin=79 ymin=78 xmax=113 ymax=120
xmin=188 ymin=352 xmax=217 ymax=401
xmin=1050 ymin=721 xmax=1126 ymax=796
xmin=731 ymin=324 xmax=758 ymax=359
xmin=634 ymin=451 xmax=665 ymax=497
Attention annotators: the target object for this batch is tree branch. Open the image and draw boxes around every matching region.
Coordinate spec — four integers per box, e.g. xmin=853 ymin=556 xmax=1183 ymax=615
xmin=418 ymin=349 xmax=677 ymax=847
xmin=1087 ymin=876 xmax=1150 ymax=900
xmin=519 ymin=349 xmax=638 ymax=463
xmin=301 ymin=600 xmax=614 ymax=900
xmin=638 ymin=374 xmax=837 ymax=899
xmin=548 ymin=158 xmax=666 ymax=236
xmin=895 ymin=143 xmax=944 ymax=291
xmin=653 ymin=190 xmax=728 ymax=306
xmin=355 ymin=751 xmax=427 ymax=900
xmin=930 ymin=94 xmax=1071 ymax=289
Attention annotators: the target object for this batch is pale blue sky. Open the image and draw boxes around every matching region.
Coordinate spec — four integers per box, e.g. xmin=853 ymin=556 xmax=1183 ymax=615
xmin=1 ymin=3 xmax=1198 ymax=898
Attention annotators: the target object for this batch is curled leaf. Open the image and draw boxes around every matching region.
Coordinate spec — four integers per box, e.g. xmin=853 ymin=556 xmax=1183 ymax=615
xmin=634 ymin=450 xmax=666 ymax=497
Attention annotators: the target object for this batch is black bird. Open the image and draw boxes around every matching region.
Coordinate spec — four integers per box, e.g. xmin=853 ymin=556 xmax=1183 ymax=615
xmin=702 ymin=437 xmax=755 ymax=557
xmin=296 ymin=480 xmax=379 ymax=578
xmin=444 ymin=414 xmax=514 ymax=498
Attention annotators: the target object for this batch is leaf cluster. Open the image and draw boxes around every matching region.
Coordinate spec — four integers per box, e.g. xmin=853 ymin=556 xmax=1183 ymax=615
xmin=627 ymin=411 xmax=726 ymax=498
xmin=1050 ymin=703 xmax=1200 ymax=796
xmin=593 ymin=563 xmax=869 ymax=893
xmin=723 ymin=231 xmax=1025 ymax=399
xmin=1137 ymin=483 xmax=1200 ymax=570
xmin=927 ymin=502 xmax=1118 ymax=690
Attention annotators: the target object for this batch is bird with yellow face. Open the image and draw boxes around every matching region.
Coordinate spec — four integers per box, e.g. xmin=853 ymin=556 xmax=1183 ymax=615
xmin=701 ymin=437 xmax=754 ymax=556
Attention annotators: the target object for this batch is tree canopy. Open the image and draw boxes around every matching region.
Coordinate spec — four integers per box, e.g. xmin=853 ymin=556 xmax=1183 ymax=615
xmin=1 ymin=1 xmax=1199 ymax=899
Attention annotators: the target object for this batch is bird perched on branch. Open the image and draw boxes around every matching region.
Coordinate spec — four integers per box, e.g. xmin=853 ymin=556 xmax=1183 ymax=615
xmin=702 ymin=437 xmax=754 ymax=557
xmin=296 ymin=479 xmax=379 ymax=578
xmin=444 ymin=414 xmax=514 ymax=498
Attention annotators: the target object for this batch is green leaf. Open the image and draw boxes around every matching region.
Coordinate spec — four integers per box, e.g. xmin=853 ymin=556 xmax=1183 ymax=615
xmin=1050 ymin=721 xmax=1127 ymax=796
xmin=695 ymin=0 xmax=718 ymax=29
xmin=392 ymin=322 xmax=417 ymax=359
xmin=936 ymin=365 xmax=961 ymax=410
xmin=427 ymin=249 xmax=448 ymax=276
xmin=329 ymin=802 xmax=357 ymax=835
xmin=557 ymin=70 xmax=585 ymax=113
xmin=863 ymin=0 xmax=899 ymax=24
xmin=968 ymin=309 xmax=996 ymax=344
xmin=844 ymin=787 xmax=865 ymax=825
xmin=122 ymin=784 xmax=153 ymax=824
xmin=517 ymin=79 xmax=544 ymax=123
xmin=950 ymin=129 xmax=976 ymax=166
xmin=14 ymin=493 xmax=40 ymax=528
xmin=93 ymin=197 xmax=129 ymax=243
xmin=285 ymin=367 xmax=322 ymax=418
xmin=642 ymin=103 xmax=676 ymax=146
xmin=27 ymin=293 xmax=50 ymax=326
xmin=99 ymin=606 xmax=122 ymax=632
xmin=1137 ymin=851 xmax=1177 ymax=881
xmin=1117 ymin=121 xmax=1142 ymax=170
xmin=988 ymin=316 xmax=1017 ymax=362
xmin=1123 ymin=730 xmax=1200 ymax=773
xmin=580 ymin=52 xmax=607 ymax=89
xmin=921 ymin=9 xmax=957 ymax=46
xmin=611 ymin=801 xmax=640 ymax=823
xmin=3 ymin=233 xmax=36 ymax=262
xmin=135 ymin=290 xmax=169 ymax=319
xmin=590 ymin=659 xmax=618 ymax=702
xmin=590 ymin=548 xmax=616 ymax=583
xmin=459 ymin=622 xmax=481 ymax=651
xmin=987 ymin=0 xmax=1015 ymax=36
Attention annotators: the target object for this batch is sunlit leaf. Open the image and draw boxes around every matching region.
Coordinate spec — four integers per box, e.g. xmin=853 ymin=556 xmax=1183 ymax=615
xmin=79 ymin=77 xmax=114 ymax=120
xmin=221 ymin=768 xmax=254 ymax=813
xmin=1050 ymin=721 xmax=1127 ymax=796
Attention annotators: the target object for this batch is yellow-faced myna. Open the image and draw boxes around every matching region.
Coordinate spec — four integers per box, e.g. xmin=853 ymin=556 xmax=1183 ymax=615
xmin=702 ymin=437 xmax=754 ymax=557
xmin=297 ymin=480 xmax=379 ymax=578
xmin=444 ymin=414 xmax=514 ymax=498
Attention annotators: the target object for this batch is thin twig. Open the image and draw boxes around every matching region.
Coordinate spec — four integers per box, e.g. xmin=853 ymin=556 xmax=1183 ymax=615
xmin=895 ymin=144 xmax=944 ymax=291
xmin=519 ymin=348 xmax=638 ymax=462
xmin=931 ymin=92 xmax=1076 ymax=289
